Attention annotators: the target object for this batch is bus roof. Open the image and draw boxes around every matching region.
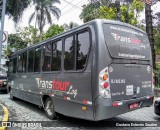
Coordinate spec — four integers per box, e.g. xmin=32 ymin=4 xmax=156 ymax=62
xmin=10 ymin=19 xmax=147 ymax=57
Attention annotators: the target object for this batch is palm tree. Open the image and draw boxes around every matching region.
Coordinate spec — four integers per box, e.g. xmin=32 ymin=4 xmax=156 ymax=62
xmin=29 ymin=0 xmax=61 ymax=34
xmin=6 ymin=0 xmax=31 ymax=23
xmin=79 ymin=2 xmax=100 ymax=23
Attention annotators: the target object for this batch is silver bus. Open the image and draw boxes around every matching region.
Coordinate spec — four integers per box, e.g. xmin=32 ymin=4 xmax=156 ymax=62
xmin=8 ymin=19 xmax=154 ymax=121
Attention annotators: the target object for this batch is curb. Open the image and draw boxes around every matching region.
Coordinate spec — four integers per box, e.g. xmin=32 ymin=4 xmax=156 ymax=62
xmin=0 ymin=104 xmax=9 ymax=130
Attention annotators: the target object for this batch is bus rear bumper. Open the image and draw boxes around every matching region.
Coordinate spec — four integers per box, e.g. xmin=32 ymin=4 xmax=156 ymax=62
xmin=94 ymin=96 xmax=154 ymax=121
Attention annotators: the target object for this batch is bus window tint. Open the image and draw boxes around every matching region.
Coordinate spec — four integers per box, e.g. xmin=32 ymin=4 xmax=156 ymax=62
xmin=9 ymin=58 xmax=17 ymax=73
xmin=42 ymin=43 xmax=52 ymax=71
xmin=28 ymin=50 xmax=34 ymax=72
xmin=23 ymin=52 xmax=27 ymax=72
xmin=34 ymin=47 xmax=41 ymax=72
xmin=64 ymin=36 xmax=75 ymax=70
xmin=76 ymin=31 xmax=90 ymax=70
xmin=9 ymin=59 xmax=14 ymax=73
xmin=13 ymin=58 xmax=17 ymax=73
xmin=51 ymin=41 xmax=62 ymax=71
xmin=17 ymin=54 xmax=23 ymax=73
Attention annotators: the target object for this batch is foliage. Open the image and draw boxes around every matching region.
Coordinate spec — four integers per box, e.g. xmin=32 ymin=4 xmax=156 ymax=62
xmin=98 ymin=0 xmax=144 ymax=26
xmin=6 ymin=0 xmax=31 ymax=23
xmin=153 ymin=11 xmax=160 ymax=55
xmin=79 ymin=2 xmax=100 ymax=23
xmin=18 ymin=26 xmax=41 ymax=45
xmin=43 ymin=24 xmax=64 ymax=40
xmin=8 ymin=34 xmax=26 ymax=49
xmin=80 ymin=0 xmax=144 ymax=26
xmin=98 ymin=5 xmax=117 ymax=20
xmin=154 ymin=28 xmax=160 ymax=55
xmin=29 ymin=0 xmax=61 ymax=34
xmin=5 ymin=34 xmax=27 ymax=57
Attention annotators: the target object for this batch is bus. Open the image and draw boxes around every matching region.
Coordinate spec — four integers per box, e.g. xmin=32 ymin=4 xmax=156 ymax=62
xmin=8 ymin=19 xmax=154 ymax=121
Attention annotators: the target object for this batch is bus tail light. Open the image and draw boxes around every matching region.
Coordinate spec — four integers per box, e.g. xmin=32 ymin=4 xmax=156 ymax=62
xmin=112 ymin=101 xmax=123 ymax=107
xmin=103 ymin=82 xmax=109 ymax=88
xmin=100 ymin=74 xmax=108 ymax=81
xmin=99 ymin=67 xmax=111 ymax=98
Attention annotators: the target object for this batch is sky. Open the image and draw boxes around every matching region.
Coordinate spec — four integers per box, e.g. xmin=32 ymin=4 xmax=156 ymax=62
xmin=3 ymin=0 xmax=160 ymax=34
xmin=4 ymin=0 xmax=89 ymax=34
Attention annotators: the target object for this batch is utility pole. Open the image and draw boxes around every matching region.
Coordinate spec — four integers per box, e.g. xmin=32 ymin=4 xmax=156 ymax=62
xmin=0 ymin=0 xmax=7 ymax=68
xmin=145 ymin=4 xmax=155 ymax=69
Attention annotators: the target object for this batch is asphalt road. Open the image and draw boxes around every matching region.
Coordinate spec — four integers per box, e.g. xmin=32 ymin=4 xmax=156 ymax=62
xmin=0 ymin=91 xmax=160 ymax=130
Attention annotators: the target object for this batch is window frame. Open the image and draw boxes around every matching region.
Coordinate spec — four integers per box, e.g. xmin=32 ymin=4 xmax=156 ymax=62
xmin=27 ymin=48 xmax=35 ymax=73
xmin=64 ymin=34 xmax=76 ymax=71
xmin=17 ymin=53 xmax=23 ymax=73
xmin=42 ymin=39 xmax=62 ymax=74
xmin=63 ymin=28 xmax=91 ymax=73
xmin=34 ymin=46 xmax=42 ymax=73
xmin=9 ymin=56 xmax=17 ymax=74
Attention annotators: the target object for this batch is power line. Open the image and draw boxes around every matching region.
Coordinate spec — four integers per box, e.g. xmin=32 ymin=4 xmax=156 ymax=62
xmin=52 ymin=0 xmax=88 ymax=22
xmin=60 ymin=0 xmax=74 ymax=11
xmin=63 ymin=0 xmax=82 ymax=9
xmin=61 ymin=0 xmax=87 ymax=15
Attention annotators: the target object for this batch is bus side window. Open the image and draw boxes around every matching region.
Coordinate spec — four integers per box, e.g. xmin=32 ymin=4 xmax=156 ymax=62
xmin=9 ymin=58 xmax=17 ymax=73
xmin=64 ymin=36 xmax=75 ymax=70
xmin=34 ymin=47 xmax=41 ymax=72
xmin=76 ymin=31 xmax=90 ymax=70
xmin=51 ymin=40 xmax=62 ymax=71
xmin=23 ymin=52 xmax=27 ymax=73
xmin=28 ymin=50 xmax=34 ymax=72
xmin=42 ymin=43 xmax=52 ymax=71
xmin=17 ymin=54 xmax=23 ymax=73
xmin=9 ymin=59 xmax=14 ymax=73
xmin=13 ymin=57 xmax=17 ymax=73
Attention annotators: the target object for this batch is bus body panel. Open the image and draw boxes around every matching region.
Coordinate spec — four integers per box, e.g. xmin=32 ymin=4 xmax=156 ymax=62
xmin=109 ymin=64 xmax=152 ymax=101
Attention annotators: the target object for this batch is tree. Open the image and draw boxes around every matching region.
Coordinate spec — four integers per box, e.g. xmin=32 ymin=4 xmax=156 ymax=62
xmin=79 ymin=2 xmax=100 ymax=23
xmin=63 ymin=22 xmax=79 ymax=31
xmin=80 ymin=0 xmax=144 ymax=26
xmin=29 ymin=0 xmax=61 ymax=34
xmin=98 ymin=0 xmax=144 ymax=26
xmin=5 ymin=34 xmax=27 ymax=57
xmin=18 ymin=26 xmax=40 ymax=45
xmin=6 ymin=0 xmax=31 ymax=24
xmin=153 ymin=12 xmax=160 ymax=55
xmin=43 ymin=24 xmax=64 ymax=40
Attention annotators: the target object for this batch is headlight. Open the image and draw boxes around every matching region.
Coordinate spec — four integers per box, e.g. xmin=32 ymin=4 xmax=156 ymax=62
xmin=156 ymin=97 xmax=160 ymax=101
xmin=3 ymin=81 xmax=6 ymax=85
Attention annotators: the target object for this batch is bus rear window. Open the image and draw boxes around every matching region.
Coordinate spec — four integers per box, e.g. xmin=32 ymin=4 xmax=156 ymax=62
xmin=103 ymin=24 xmax=151 ymax=60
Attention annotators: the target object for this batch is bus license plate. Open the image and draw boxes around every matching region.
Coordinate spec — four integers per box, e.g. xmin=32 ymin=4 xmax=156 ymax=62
xmin=129 ymin=102 xmax=139 ymax=109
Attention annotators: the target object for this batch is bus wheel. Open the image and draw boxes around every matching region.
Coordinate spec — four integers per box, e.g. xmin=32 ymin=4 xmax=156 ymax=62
xmin=10 ymin=89 xmax=16 ymax=100
xmin=44 ymin=97 xmax=56 ymax=120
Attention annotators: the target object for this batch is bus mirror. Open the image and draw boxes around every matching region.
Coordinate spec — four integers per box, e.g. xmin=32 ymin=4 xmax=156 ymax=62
xmin=5 ymin=61 xmax=9 ymax=67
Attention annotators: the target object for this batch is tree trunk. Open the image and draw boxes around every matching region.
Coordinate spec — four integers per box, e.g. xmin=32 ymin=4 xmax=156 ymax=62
xmin=145 ymin=4 xmax=155 ymax=69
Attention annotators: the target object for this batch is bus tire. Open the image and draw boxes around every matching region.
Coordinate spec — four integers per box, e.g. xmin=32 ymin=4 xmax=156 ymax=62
xmin=10 ymin=89 xmax=16 ymax=100
xmin=44 ymin=97 xmax=56 ymax=120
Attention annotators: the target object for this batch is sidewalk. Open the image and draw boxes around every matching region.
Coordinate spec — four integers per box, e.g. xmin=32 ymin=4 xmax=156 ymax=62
xmin=0 ymin=104 xmax=4 ymax=121
xmin=0 ymin=104 xmax=9 ymax=130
